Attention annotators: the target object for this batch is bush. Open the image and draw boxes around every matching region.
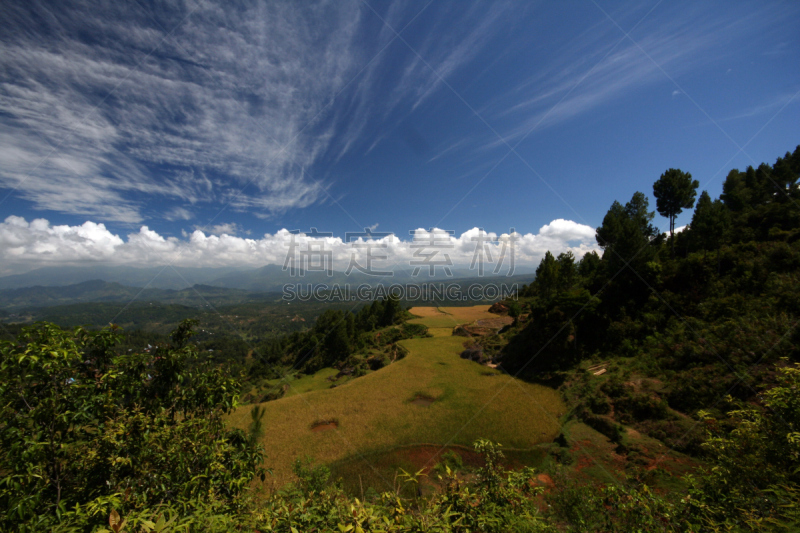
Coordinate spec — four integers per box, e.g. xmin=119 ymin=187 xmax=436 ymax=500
xmin=583 ymin=414 xmax=625 ymax=443
xmin=0 ymin=321 xmax=264 ymax=531
xmin=585 ymin=390 xmax=611 ymax=414
xmin=291 ymin=458 xmax=334 ymax=496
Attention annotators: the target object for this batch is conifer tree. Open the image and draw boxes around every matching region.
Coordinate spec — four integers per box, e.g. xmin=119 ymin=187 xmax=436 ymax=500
xmin=653 ymin=168 xmax=699 ymax=238
xmin=689 ymin=190 xmax=730 ymax=252
xmin=534 ymin=251 xmax=560 ymax=297
xmin=596 ymin=191 xmax=658 ymax=272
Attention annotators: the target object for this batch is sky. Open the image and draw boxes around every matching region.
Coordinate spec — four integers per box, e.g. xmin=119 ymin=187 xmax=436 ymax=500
xmin=0 ymin=0 xmax=798 ymax=276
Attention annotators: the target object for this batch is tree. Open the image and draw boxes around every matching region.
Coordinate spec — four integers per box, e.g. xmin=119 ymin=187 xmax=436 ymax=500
xmin=0 ymin=321 xmax=263 ymax=530
xmin=689 ymin=190 xmax=730 ymax=253
xmin=596 ymin=192 xmax=659 ymax=273
xmin=324 ymin=319 xmax=351 ymax=367
xmin=312 ymin=310 xmax=351 ymax=369
xmin=686 ymin=364 xmax=800 ymax=529
xmin=381 ymin=294 xmax=403 ymax=327
xmin=595 ymin=192 xmax=660 ymax=314
xmin=720 ymin=168 xmax=749 ymax=212
xmin=652 ymin=168 xmax=699 ymax=237
xmin=556 ymin=251 xmax=577 ymax=293
xmin=577 ymin=250 xmax=603 ymax=289
xmin=534 ymin=251 xmax=560 ymax=297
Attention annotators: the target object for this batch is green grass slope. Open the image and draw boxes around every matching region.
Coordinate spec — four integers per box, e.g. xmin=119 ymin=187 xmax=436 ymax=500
xmin=228 ymin=314 xmax=565 ymax=488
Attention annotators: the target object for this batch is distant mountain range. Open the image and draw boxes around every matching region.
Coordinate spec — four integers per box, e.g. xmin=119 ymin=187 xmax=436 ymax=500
xmin=0 ymin=264 xmax=537 ymax=290
xmin=0 ymin=280 xmax=264 ymax=311
xmin=0 ymin=265 xmax=245 ymax=290
xmin=0 ymin=264 xmax=537 ymax=311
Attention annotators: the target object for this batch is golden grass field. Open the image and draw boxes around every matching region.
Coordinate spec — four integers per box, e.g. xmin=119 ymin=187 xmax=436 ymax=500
xmin=406 ymin=305 xmax=498 ymax=330
xmin=407 ymin=306 xmax=451 ymax=318
xmin=425 ymin=327 xmax=455 ymax=337
xmin=228 ymin=306 xmax=565 ymax=489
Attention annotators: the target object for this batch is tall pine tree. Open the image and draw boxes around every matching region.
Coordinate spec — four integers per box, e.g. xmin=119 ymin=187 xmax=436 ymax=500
xmin=653 ymin=168 xmax=699 ymax=237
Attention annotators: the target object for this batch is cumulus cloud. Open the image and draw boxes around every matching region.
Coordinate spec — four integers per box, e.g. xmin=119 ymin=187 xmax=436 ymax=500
xmin=0 ymin=215 xmax=123 ymax=266
xmin=0 ymin=215 xmax=600 ymax=276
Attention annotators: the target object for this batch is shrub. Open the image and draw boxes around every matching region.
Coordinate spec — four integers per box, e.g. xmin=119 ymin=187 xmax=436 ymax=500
xmin=0 ymin=321 xmax=264 ymax=531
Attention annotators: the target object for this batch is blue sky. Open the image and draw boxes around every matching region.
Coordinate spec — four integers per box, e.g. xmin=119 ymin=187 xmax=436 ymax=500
xmin=0 ymin=0 xmax=798 ymax=274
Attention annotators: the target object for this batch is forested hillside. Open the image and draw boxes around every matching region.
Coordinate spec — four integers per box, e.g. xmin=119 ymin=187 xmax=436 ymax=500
xmin=481 ymin=145 xmax=800 ymax=528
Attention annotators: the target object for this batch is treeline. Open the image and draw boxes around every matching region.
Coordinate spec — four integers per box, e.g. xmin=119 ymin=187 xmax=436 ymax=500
xmin=249 ymin=295 xmax=413 ymax=378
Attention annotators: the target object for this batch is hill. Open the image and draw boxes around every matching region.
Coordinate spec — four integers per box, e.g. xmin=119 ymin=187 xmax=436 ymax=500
xmin=3 ymin=146 xmax=799 ymax=531
xmin=0 ymin=265 xmax=246 ymax=290
xmin=227 ymin=305 xmax=565 ymax=490
xmin=0 ymin=280 xmax=261 ymax=311
xmin=0 ymin=262 xmax=536 ymax=292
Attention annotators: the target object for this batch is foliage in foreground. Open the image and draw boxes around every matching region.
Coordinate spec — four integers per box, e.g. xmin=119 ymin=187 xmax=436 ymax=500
xmin=0 ymin=320 xmax=264 ymax=532
xmin=2 ymin=320 xmax=800 ymax=532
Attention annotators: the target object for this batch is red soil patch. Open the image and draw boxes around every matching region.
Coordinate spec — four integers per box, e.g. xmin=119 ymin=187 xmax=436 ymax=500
xmin=536 ymin=473 xmax=555 ymax=487
xmin=311 ymin=420 xmax=338 ymax=432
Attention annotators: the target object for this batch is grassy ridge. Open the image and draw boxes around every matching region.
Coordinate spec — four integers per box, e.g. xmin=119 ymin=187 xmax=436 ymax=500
xmin=228 ymin=308 xmax=564 ymax=489
xmin=406 ymin=305 xmax=498 ymax=329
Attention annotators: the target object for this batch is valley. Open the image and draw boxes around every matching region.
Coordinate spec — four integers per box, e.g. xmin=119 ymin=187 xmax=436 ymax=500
xmin=228 ymin=306 xmax=565 ymax=490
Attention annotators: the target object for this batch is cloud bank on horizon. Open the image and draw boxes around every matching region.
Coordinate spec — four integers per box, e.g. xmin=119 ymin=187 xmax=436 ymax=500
xmin=0 ymin=215 xmax=599 ymax=276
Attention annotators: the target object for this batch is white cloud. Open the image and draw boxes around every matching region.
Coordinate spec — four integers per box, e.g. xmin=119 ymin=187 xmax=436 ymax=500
xmin=164 ymin=207 xmax=193 ymax=221
xmin=194 ymin=222 xmax=241 ymax=236
xmin=0 ymin=215 xmax=601 ymax=276
xmin=0 ymin=215 xmax=123 ymax=267
xmin=0 ymin=1 xmax=364 ymax=221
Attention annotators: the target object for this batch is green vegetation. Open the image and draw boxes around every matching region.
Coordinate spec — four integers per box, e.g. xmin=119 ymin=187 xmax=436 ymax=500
xmin=478 ymin=144 xmax=800 ymax=529
xmin=227 ymin=333 xmax=564 ymax=487
xmin=1 ymin=145 xmax=799 ymax=531
xmin=0 ymin=320 xmax=263 ymax=532
xmin=653 ymin=168 xmax=699 ymax=238
xmin=243 ymin=295 xmax=426 ymax=401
